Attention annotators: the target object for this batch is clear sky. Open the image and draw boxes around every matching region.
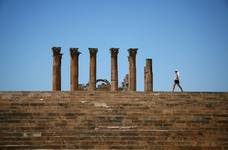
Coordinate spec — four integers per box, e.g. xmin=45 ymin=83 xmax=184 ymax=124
xmin=0 ymin=0 xmax=228 ymax=91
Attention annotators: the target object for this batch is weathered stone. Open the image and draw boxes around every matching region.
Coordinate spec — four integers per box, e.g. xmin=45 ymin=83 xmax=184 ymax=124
xmin=144 ymin=58 xmax=153 ymax=92
xmin=110 ymin=48 xmax=119 ymax=92
xmin=88 ymin=48 xmax=98 ymax=91
xmin=128 ymin=48 xmax=138 ymax=91
xmin=52 ymin=47 xmax=62 ymax=91
xmin=70 ymin=48 xmax=80 ymax=91
xmin=0 ymin=91 xmax=228 ymax=149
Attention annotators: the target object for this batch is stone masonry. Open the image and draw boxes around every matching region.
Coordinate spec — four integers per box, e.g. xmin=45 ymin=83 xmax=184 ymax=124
xmin=0 ymin=48 xmax=227 ymax=149
xmin=110 ymin=48 xmax=119 ymax=92
xmin=128 ymin=48 xmax=138 ymax=91
xmin=144 ymin=59 xmax=153 ymax=92
xmin=70 ymin=48 xmax=80 ymax=91
xmin=0 ymin=92 xmax=227 ymax=149
xmin=52 ymin=47 xmax=153 ymax=92
xmin=52 ymin=47 xmax=62 ymax=91
xmin=89 ymin=48 xmax=98 ymax=91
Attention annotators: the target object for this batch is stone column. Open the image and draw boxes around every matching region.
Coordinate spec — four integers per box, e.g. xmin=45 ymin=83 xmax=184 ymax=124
xmin=52 ymin=47 xmax=62 ymax=91
xmin=144 ymin=59 xmax=153 ymax=92
xmin=128 ymin=48 xmax=138 ymax=91
xmin=110 ymin=48 xmax=119 ymax=92
xmin=89 ymin=48 xmax=98 ymax=91
xmin=70 ymin=48 xmax=80 ymax=91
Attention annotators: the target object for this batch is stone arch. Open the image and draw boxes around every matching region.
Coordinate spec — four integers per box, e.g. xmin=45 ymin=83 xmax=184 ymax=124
xmin=96 ymin=79 xmax=110 ymax=90
xmin=96 ymin=79 xmax=110 ymax=85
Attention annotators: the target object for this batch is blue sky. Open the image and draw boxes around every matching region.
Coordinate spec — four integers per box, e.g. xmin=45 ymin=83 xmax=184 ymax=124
xmin=0 ymin=0 xmax=228 ymax=91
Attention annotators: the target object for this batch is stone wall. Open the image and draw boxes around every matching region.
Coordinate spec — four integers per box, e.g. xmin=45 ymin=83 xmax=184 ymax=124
xmin=0 ymin=92 xmax=228 ymax=149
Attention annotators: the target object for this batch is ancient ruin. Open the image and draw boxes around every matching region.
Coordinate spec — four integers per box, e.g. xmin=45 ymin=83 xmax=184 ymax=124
xmin=0 ymin=47 xmax=227 ymax=150
xmin=144 ymin=59 xmax=153 ymax=92
xmin=52 ymin=47 xmax=62 ymax=91
xmin=70 ymin=48 xmax=80 ymax=91
xmin=1 ymin=91 xmax=227 ymax=149
xmin=51 ymin=47 xmax=153 ymax=92
xmin=89 ymin=48 xmax=98 ymax=91
xmin=128 ymin=48 xmax=138 ymax=91
xmin=110 ymin=48 xmax=119 ymax=92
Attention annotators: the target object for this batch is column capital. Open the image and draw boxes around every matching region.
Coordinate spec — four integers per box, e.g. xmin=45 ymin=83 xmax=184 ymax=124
xmin=110 ymin=48 xmax=119 ymax=56
xmin=70 ymin=48 xmax=81 ymax=58
xmin=52 ymin=47 xmax=62 ymax=56
xmin=128 ymin=48 xmax=138 ymax=57
xmin=89 ymin=48 xmax=98 ymax=55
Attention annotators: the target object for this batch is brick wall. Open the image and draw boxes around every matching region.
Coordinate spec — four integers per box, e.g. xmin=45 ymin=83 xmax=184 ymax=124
xmin=0 ymin=92 xmax=227 ymax=149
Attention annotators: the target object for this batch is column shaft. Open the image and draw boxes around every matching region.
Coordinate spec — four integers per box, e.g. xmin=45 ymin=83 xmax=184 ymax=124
xmin=110 ymin=48 xmax=119 ymax=92
xmin=144 ymin=59 xmax=153 ymax=92
xmin=128 ymin=48 xmax=138 ymax=91
xmin=52 ymin=47 xmax=62 ymax=91
xmin=89 ymin=48 xmax=98 ymax=91
xmin=70 ymin=48 xmax=80 ymax=91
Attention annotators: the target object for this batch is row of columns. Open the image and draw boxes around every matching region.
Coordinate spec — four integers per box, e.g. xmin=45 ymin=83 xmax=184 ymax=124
xmin=52 ymin=47 xmax=153 ymax=92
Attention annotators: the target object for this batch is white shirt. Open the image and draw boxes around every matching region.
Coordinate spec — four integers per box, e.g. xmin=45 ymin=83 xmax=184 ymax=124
xmin=174 ymin=71 xmax=180 ymax=80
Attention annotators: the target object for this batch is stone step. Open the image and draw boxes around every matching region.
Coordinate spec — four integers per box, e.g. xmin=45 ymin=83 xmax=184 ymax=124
xmin=0 ymin=92 xmax=227 ymax=149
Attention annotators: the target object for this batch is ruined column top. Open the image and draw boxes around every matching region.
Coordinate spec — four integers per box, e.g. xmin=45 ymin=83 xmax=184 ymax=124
xmin=110 ymin=48 xmax=119 ymax=55
xmin=128 ymin=48 xmax=138 ymax=56
xmin=89 ymin=48 xmax=98 ymax=55
xmin=52 ymin=47 xmax=62 ymax=56
xmin=146 ymin=58 xmax=152 ymax=62
xmin=146 ymin=58 xmax=152 ymax=65
xmin=70 ymin=48 xmax=79 ymax=51
xmin=70 ymin=48 xmax=81 ymax=57
xmin=146 ymin=58 xmax=153 ymax=69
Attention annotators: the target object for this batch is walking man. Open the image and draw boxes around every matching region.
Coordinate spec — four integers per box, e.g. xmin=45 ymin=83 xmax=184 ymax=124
xmin=172 ymin=69 xmax=183 ymax=92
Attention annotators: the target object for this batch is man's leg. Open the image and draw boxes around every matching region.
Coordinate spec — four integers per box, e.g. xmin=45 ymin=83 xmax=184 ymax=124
xmin=172 ymin=83 xmax=176 ymax=92
xmin=177 ymin=84 xmax=183 ymax=92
